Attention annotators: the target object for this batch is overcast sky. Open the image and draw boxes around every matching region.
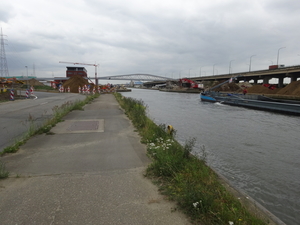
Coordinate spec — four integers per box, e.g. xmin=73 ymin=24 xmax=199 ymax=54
xmin=1 ymin=0 xmax=300 ymax=81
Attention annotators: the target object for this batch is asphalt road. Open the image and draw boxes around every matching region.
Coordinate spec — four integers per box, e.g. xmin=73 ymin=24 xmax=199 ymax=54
xmin=0 ymin=92 xmax=86 ymax=152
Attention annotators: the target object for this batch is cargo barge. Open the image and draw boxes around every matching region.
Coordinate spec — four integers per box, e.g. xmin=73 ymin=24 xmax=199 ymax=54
xmin=200 ymin=76 xmax=300 ymax=115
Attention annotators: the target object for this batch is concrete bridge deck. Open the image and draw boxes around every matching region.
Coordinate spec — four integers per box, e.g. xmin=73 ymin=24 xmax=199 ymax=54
xmin=193 ymin=65 xmax=300 ymax=87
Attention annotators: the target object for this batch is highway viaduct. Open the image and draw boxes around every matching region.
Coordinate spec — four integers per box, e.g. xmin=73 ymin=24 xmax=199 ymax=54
xmin=192 ymin=65 xmax=300 ymax=88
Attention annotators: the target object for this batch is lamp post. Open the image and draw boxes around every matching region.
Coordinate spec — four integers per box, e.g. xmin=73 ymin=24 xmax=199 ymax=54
xmin=249 ymin=55 xmax=256 ymax=72
xmin=213 ymin=64 xmax=217 ymax=75
xmin=25 ymin=66 xmax=29 ymax=90
xmin=277 ymin=47 xmax=286 ymax=65
xmin=199 ymin=66 xmax=204 ymax=76
xmin=229 ymin=60 xmax=234 ymax=74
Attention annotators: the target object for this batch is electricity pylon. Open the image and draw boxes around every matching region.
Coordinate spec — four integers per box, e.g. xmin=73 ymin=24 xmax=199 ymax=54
xmin=0 ymin=28 xmax=9 ymax=77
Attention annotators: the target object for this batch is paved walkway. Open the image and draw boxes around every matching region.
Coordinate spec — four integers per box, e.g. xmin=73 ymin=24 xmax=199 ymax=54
xmin=0 ymin=94 xmax=191 ymax=225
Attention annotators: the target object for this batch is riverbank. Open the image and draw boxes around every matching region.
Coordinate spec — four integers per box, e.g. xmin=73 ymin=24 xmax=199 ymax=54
xmin=115 ymin=92 xmax=284 ymax=225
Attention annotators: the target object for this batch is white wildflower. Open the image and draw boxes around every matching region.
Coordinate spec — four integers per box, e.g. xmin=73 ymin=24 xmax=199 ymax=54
xmin=193 ymin=202 xmax=199 ymax=208
xmin=229 ymin=221 xmax=234 ymax=225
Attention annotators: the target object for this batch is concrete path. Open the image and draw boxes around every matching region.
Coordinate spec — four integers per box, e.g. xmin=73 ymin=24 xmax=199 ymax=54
xmin=0 ymin=94 xmax=191 ymax=225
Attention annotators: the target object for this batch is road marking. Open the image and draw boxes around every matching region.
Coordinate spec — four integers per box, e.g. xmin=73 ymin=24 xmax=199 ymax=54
xmin=40 ymin=102 xmax=48 ymax=105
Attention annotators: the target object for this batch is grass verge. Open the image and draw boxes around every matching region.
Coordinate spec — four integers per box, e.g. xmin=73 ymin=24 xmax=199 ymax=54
xmin=114 ymin=92 xmax=268 ymax=225
xmin=0 ymin=94 xmax=99 ymax=156
xmin=0 ymin=161 xmax=9 ymax=179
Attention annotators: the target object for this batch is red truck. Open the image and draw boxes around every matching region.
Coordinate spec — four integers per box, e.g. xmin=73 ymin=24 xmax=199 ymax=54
xmin=269 ymin=65 xmax=285 ymax=70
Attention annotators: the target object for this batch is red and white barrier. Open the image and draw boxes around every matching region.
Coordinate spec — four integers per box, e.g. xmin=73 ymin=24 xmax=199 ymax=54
xmin=78 ymin=86 xmax=81 ymax=94
xmin=26 ymin=89 xmax=29 ymax=98
xmin=10 ymin=89 xmax=14 ymax=101
xmin=30 ymin=86 xmax=34 ymax=95
xmin=51 ymin=82 xmax=56 ymax=89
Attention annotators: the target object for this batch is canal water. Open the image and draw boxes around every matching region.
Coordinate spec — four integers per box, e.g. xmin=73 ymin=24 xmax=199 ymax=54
xmin=121 ymin=88 xmax=300 ymax=225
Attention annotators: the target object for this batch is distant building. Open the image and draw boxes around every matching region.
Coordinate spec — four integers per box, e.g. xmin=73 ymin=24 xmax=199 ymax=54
xmin=66 ymin=67 xmax=87 ymax=78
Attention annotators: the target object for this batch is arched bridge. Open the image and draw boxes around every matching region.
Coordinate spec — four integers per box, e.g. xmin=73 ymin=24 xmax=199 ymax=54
xmin=97 ymin=74 xmax=174 ymax=81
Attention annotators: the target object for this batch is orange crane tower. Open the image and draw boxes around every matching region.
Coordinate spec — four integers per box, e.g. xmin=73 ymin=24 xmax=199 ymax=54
xmin=59 ymin=61 xmax=99 ymax=86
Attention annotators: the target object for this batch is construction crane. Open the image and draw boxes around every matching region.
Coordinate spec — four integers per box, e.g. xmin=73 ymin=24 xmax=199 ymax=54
xmin=59 ymin=61 xmax=99 ymax=85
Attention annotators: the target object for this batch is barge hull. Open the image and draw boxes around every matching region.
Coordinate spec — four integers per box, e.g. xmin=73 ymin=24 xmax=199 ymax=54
xmin=200 ymin=93 xmax=300 ymax=115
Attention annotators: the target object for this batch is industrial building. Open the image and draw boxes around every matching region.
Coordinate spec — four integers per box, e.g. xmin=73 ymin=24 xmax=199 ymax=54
xmin=66 ymin=67 xmax=87 ymax=78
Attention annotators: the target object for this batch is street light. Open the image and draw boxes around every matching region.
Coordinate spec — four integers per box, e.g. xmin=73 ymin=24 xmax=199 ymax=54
xmin=249 ymin=55 xmax=256 ymax=72
xmin=199 ymin=66 xmax=204 ymax=76
xmin=25 ymin=66 xmax=29 ymax=90
xmin=277 ymin=47 xmax=286 ymax=65
xmin=229 ymin=60 xmax=234 ymax=74
xmin=213 ymin=64 xmax=217 ymax=75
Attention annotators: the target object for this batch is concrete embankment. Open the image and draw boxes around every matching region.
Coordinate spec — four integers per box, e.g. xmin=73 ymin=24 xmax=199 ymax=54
xmin=215 ymin=170 xmax=286 ymax=225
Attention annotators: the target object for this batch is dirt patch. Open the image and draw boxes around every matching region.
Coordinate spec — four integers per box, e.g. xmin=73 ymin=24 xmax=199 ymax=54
xmin=247 ymin=85 xmax=281 ymax=94
xmin=276 ymin=80 xmax=300 ymax=96
xmin=0 ymin=91 xmax=10 ymax=101
xmin=62 ymin=76 xmax=91 ymax=93
xmin=210 ymin=80 xmax=300 ymax=97
xmin=23 ymin=79 xmax=45 ymax=86
xmin=213 ymin=80 xmax=243 ymax=92
xmin=246 ymin=80 xmax=300 ymax=96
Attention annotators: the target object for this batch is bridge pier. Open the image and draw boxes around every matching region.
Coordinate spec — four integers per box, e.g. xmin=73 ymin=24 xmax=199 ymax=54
xmin=290 ymin=73 xmax=300 ymax=82
xmin=253 ymin=78 xmax=258 ymax=84
xmin=263 ymin=77 xmax=270 ymax=84
xmin=278 ymin=77 xmax=284 ymax=88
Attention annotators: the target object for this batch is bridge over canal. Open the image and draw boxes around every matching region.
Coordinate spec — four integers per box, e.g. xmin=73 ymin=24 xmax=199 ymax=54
xmin=193 ymin=65 xmax=300 ymax=87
